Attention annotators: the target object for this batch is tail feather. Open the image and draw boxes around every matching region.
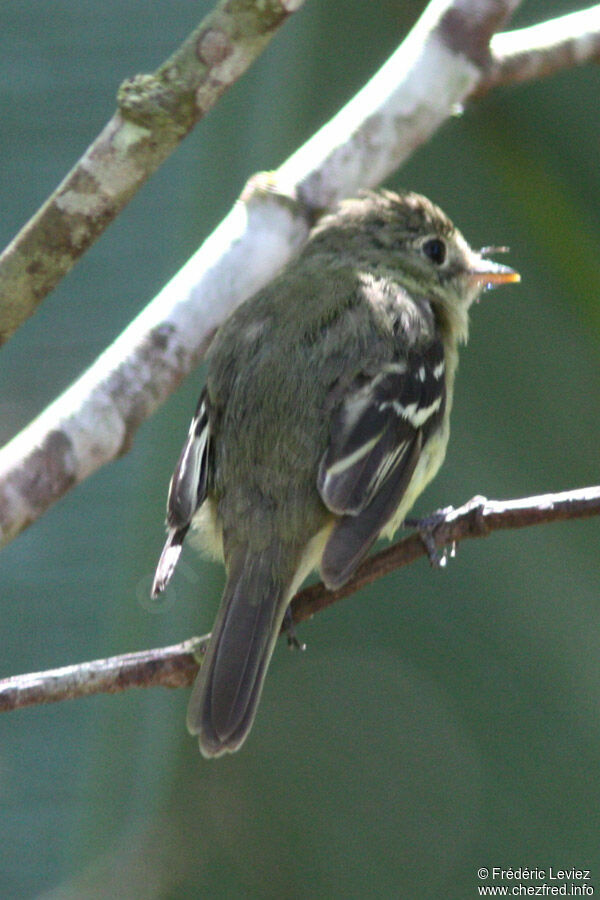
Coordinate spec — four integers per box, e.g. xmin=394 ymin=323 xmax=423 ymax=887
xmin=151 ymin=525 xmax=189 ymax=598
xmin=187 ymin=547 xmax=290 ymax=758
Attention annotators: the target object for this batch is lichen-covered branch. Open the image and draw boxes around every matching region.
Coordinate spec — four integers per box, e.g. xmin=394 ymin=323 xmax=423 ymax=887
xmin=0 ymin=177 xmax=310 ymax=546
xmin=276 ymin=0 xmax=522 ymax=210
xmin=0 ymin=0 xmax=524 ymax=548
xmin=475 ymin=3 xmax=600 ymax=97
xmin=2 ymin=1 xmax=598 ymax=551
xmin=0 ymin=0 xmax=305 ymax=344
xmin=1 ymin=485 xmax=599 ymax=713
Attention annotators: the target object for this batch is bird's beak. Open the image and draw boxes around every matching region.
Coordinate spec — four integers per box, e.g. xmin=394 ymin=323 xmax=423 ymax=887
xmin=469 ymin=256 xmax=520 ymax=288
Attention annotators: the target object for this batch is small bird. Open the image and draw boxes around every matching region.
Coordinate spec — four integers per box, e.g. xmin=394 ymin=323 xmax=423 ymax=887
xmin=152 ymin=189 xmax=519 ymax=757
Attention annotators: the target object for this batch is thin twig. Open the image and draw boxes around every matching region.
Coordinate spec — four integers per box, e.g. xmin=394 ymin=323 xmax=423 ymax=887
xmin=290 ymin=486 xmax=600 ymax=620
xmin=2 ymin=486 xmax=599 ymax=713
xmin=0 ymin=639 xmax=203 ymax=712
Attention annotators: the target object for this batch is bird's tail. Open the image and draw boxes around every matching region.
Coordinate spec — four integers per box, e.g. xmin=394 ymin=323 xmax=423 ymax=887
xmin=187 ymin=544 xmax=292 ymax=758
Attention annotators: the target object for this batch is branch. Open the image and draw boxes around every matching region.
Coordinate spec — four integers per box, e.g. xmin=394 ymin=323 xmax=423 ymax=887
xmin=2 ymin=486 xmax=599 ymax=713
xmin=11 ymin=0 xmax=596 ymax=351
xmin=0 ymin=0 xmax=523 ymax=548
xmin=0 ymin=0 xmax=305 ymax=344
xmin=291 ymin=485 xmax=600 ymax=622
xmin=0 ymin=639 xmax=204 ymax=712
xmin=475 ymin=4 xmax=600 ymax=97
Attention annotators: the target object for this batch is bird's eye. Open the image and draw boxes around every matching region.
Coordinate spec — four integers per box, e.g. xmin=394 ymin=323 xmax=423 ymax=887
xmin=422 ymin=238 xmax=446 ymax=265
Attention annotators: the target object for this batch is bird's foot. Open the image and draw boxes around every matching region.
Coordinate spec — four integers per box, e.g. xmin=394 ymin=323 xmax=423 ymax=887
xmin=283 ymin=606 xmax=306 ymax=651
xmin=405 ymin=506 xmax=456 ymax=568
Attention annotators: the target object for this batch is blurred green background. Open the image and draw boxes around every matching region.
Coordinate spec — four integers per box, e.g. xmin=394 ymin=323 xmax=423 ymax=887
xmin=1 ymin=1 xmax=599 ymax=897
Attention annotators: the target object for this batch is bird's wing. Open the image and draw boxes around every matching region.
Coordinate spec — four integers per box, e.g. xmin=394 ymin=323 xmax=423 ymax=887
xmin=152 ymin=390 xmax=212 ymax=597
xmin=318 ymin=340 xmax=446 ymax=589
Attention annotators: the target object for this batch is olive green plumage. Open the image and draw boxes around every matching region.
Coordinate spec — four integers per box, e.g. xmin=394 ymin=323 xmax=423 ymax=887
xmin=152 ymin=189 xmax=519 ymax=757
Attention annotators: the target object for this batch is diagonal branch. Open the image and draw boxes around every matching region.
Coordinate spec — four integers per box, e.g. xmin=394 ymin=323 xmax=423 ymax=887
xmin=2 ymin=485 xmax=599 ymax=713
xmin=475 ymin=3 xmax=600 ymax=97
xmin=3 ymin=3 xmax=599 ymax=551
xmin=0 ymin=0 xmax=305 ymax=344
xmin=0 ymin=0 xmax=524 ymax=548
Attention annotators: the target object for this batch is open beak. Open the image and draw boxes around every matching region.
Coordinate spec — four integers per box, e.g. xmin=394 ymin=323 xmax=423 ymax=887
xmin=470 ymin=255 xmax=520 ymax=288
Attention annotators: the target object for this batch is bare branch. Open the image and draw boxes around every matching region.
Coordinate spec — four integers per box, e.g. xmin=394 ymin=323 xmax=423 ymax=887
xmin=0 ymin=639 xmax=204 ymax=712
xmin=290 ymin=486 xmax=600 ymax=622
xmin=0 ymin=0 xmax=305 ymax=344
xmin=277 ymin=0 xmax=522 ymax=210
xmin=0 ymin=0 xmax=523 ymax=548
xmin=0 ymin=178 xmax=310 ymax=547
xmin=2 ymin=485 xmax=599 ymax=713
xmin=475 ymin=4 xmax=600 ymax=96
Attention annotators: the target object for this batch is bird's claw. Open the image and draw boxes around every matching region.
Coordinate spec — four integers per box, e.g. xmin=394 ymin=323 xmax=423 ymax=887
xmin=405 ymin=506 xmax=456 ymax=568
xmin=283 ymin=607 xmax=306 ymax=651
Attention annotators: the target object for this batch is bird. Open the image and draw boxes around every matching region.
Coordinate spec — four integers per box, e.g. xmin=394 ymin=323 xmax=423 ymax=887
xmin=151 ymin=188 xmax=519 ymax=757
